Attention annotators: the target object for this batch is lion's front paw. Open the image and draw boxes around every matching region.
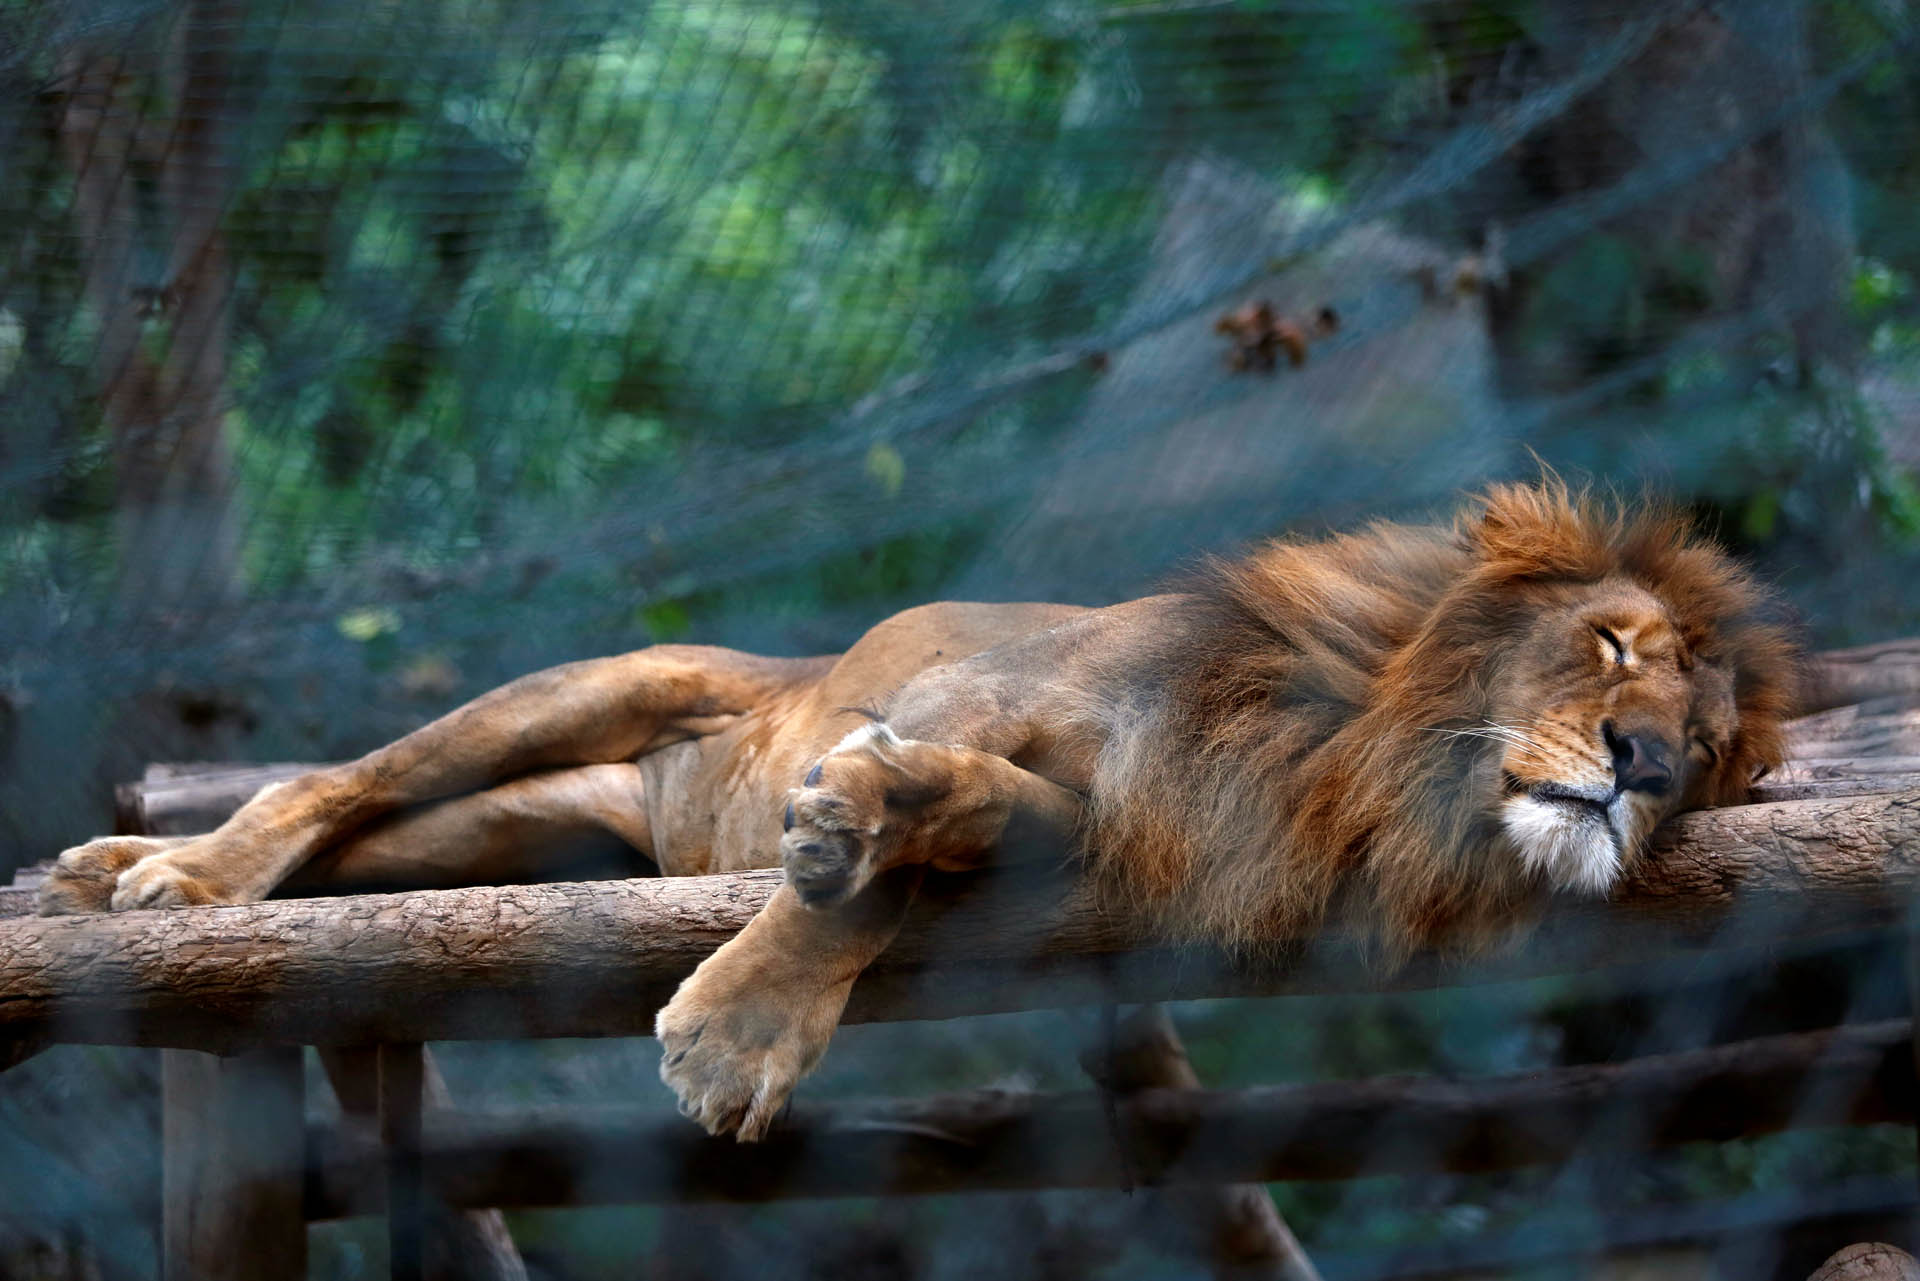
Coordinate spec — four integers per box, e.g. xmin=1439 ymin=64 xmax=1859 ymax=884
xmin=38 ymin=837 xmax=175 ymax=915
xmin=780 ymin=786 xmax=879 ymax=908
xmin=781 ymin=723 xmax=958 ymax=907
xmin=656 ymin=959 xmax=848 ymax=1142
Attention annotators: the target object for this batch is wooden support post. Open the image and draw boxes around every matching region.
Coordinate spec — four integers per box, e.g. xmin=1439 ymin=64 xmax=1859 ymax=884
xmin=381 ymin=1043 xmax=426 ymax=1281
xmin=1089 ymin=1005 xmax=1323 ymax=1281
xmin=318 ymin=1047 xmax=530 ymax=1281
xmin=162 ymin=1046 xmax=306 ymax=1281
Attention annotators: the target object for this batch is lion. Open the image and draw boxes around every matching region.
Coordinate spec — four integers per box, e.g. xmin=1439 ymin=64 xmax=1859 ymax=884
xmin=37 ymin=481 xmax=1798 ymax=1140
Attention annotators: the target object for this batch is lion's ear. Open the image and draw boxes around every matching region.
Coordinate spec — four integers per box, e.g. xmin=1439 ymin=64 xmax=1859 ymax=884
xmin=1465 ymin=482 xmax=1613 ymax=581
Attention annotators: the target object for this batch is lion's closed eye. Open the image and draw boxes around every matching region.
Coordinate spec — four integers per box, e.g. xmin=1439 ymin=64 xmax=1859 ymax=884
xmin=1593 ymin=625 xmax=1627 ymax=665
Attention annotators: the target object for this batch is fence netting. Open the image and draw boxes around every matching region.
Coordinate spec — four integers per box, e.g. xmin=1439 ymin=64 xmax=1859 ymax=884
xmin=4 ymin=0 xmax=1920 ymax=1276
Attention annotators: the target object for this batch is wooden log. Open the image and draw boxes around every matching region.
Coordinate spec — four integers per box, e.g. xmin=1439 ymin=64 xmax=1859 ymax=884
xmin=1803 ymin=640 xmax=1920 ymax=713
xmin=1788 ymin=707 xmax=1920 ymax=761
xmin=2 ymin=789 xmax=1918 ymax=1052
xmin=1756 ymin=773 xmax=1920 ymax=803
xmin=163 ymin=1046 xmax=307 ymax=1280
xmin=302 ymin=1019 xmax=1915 ymax=1210
xmin=1808 ymin=1244 xmax=1920 ymax=1281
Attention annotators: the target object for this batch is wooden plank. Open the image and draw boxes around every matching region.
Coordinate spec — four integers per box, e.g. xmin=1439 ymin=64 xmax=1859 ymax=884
xmin=5 ymin=788 xmax=1920 ymax=1051
xmin=302 ymin=1021 xmax=1916 ymax=1210
xmin=163 ymin=1046 xmax=307 ymax=1281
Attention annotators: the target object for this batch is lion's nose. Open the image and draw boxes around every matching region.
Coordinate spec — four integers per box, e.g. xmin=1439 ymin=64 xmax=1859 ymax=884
xmin=1605 ymin=723 xmax=1674 ymax=795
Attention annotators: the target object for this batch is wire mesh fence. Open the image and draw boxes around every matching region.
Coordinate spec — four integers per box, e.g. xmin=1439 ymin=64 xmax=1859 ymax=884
xmin=5 ymin=0 xmax=1920 ymax=1276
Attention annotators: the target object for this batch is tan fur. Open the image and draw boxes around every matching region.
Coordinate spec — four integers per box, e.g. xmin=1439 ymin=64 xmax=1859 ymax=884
xmin=38 ymin=483 xmax=1798 ymax=1138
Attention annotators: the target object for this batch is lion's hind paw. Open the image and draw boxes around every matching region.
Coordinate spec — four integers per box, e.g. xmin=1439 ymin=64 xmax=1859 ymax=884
xmin=109 ymin=856 xmax=229 ymax=911
xmin=38 ymin=836 xmax=173 ymax=915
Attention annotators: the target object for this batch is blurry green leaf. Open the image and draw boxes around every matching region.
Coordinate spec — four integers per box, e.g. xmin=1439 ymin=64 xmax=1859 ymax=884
xmin=638 ymin=598 xmax=691 ymax=641
xmin=337 ymin=607 xmax=402 ymax=642
xmin=1739 ymin=489 xmax=1780 ymax=543
xmin=864 ymin=442 xmax=906 ymax=497
xmin=1850 ymin=257 xmax=1911 ymax=318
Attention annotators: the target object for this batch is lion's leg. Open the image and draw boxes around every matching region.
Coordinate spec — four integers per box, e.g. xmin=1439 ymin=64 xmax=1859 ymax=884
xmin=281 ymin=764 xmax=654 ymax=893
xmin=657 ymin=728 xmax=1079 ymax=1138
xmin=656 ymin=871 xmax=921 ymax=1140
xmin=659 ymin=673 xmax=1088 ymax=1138
xmin=40 ymin=646 xmax=803 ymax=914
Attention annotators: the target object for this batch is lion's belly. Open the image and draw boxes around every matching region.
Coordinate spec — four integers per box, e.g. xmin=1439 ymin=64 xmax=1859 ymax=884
xmin=637 ymin=707 xmax=817 ymax=876
xmin=638 ymin=600 xmax=1091 ymax=875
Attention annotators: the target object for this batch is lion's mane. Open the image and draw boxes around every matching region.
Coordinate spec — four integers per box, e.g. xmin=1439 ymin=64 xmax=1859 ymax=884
xmin=1082 ymin=482 xmax=1800 ymax=954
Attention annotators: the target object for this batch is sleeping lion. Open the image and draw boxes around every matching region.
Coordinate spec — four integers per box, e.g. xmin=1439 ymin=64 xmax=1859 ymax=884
xmin=38 ymin=481 xmax=1798 ymax=1139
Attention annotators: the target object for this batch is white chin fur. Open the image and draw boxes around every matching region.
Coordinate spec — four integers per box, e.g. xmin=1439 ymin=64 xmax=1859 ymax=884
xmin=1501 ymin=795 xmax=1622 ymax=895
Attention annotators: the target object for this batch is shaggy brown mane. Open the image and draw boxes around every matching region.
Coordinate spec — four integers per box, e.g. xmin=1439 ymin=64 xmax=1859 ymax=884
xmin=1085 ymin=481 xmax=1800 ymax=955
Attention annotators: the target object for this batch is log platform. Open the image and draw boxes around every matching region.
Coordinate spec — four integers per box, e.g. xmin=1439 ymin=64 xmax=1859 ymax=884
xmin=4 ymin=638 xmax=1920 ymax=1279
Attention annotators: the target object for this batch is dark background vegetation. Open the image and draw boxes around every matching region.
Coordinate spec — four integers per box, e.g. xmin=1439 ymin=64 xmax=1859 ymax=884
xmin=4 ymin=0 xmax=1920 ymax=1276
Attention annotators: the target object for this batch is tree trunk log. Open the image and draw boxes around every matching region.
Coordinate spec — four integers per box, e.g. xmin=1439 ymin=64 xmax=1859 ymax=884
xmin=303 ymin=1019 xmax=1915 ymax=1210
xmin=2 ymin=789 xmax=1917 ymax=1052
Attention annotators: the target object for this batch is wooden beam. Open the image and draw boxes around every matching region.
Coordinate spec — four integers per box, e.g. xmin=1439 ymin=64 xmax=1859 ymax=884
xmin=163 ymin=1047 xmax=307 ymax=1281
xmin=3 ymin=789 xmax=1919 ymax=1052
xmin=303 ymin=1020 xmax=1915 ymax=1210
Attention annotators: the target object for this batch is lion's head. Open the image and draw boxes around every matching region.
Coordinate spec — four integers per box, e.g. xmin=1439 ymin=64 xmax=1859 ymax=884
xmin=1088 ymin=480 xmax=1800 ymax=954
